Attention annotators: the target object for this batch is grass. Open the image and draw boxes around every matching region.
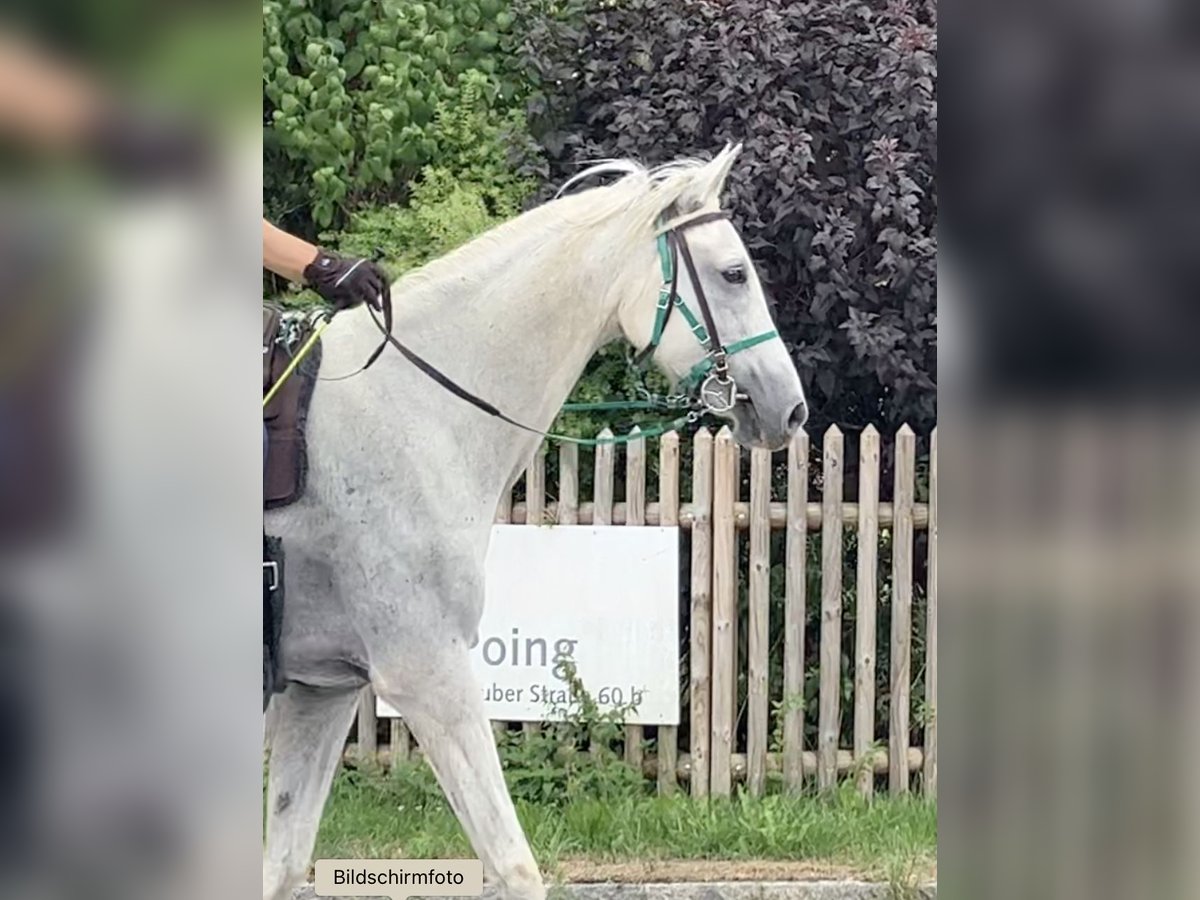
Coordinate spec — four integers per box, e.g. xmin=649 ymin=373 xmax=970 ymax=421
xmin=313 ymin=761 xmax=937 ymax=884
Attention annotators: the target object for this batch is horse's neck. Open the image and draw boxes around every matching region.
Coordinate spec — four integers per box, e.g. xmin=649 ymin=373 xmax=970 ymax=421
xmin=346 ymin=213 xmax=641 ymax=499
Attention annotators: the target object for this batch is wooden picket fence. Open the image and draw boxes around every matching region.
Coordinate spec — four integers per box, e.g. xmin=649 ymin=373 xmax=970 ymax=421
xmin=354 ymin=424 xmax=937 ymax=798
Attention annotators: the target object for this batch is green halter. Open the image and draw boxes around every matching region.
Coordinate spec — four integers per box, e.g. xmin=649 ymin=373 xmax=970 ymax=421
xmin=562 ymin=209 xmax=780 ymax=428
xmin=642 ymin=214 xmax=779 ymax=407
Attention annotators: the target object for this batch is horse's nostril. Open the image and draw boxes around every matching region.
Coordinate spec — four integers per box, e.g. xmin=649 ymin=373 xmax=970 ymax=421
xmin=787 ymin=400 xmax=808 ymax=431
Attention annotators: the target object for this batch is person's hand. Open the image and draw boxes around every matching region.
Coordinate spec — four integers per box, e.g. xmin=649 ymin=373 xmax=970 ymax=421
xmin=84 ymin=105 xmax=212 ymax=187
xmin=302 ymin=252 xmax=390 ymax=312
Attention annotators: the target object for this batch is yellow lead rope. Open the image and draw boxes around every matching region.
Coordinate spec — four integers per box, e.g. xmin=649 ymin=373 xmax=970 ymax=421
xmin=263 ymin=315 xmax=331 ymax=409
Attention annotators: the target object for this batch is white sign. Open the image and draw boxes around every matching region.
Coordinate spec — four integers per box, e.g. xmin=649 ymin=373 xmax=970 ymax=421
xmin=378 ymin=525 xmax=680 ymax=725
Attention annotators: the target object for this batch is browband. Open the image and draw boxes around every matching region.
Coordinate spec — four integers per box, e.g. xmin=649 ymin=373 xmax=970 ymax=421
xmin=655 ymin=209 xmax=732 ymax=235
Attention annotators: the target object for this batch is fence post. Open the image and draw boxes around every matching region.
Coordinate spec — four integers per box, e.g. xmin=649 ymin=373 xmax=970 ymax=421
xmin=710 ymin=427 xmax=738 ymax=796
xmin=689 ymin=429 xmax=714 ymax=797
xmin=390 ymin=719 xmax=411 ymax=766
xmin=357 ymin=688 xmax=377 ymax=764
xmin=890 ymin=425 xmax=915 ymax=794
xmin=521 ymin=445 xmax=547 ymax=736
xmin=747 ymin=446 xmax=772 ymax=795
xmin=527 ymin=444 xmax=546 ymax=525
xmin=731 ymin=448 xmax=741 ymax=720
xmin=657 ymin=431 xmax=681 ymax=795
xmin=855 ymin=425 xmax=881 ymax=797
xmin=818 ymin=425 xmax=844 ymax=791
xmin=923 ymin=427 xmax=937 ymax=797
xmin=624 ymin=427 xmax=646 ymax=769
xmin=553 ymin=443 xmax=578 ymax=743
xmin=783 ymin=430 xmax=809 ymax=792
xmin=594 ymin=432 xmax=614 ymax=525
xmin=591 ymin=431 xmax=615 ymax=757
xmin=559 ymin=443 xmax=579 ymax=525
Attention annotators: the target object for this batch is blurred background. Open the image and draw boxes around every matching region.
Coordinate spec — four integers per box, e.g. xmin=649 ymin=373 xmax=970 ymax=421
xmin=0 ymin=3 xmax=260 ymax=899
xmin=942 ymin=0 xmax=1200 ymax=897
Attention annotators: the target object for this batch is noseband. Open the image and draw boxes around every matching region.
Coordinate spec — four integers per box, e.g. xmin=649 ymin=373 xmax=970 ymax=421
xmin=632 ymin=211 xmax=780 ymax=414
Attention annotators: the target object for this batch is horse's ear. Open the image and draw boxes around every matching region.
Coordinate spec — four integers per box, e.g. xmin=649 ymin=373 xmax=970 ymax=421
xmin=709 ymin=142 xmax=743 ymax=193
xmin=660 ymin=144 xmax=744 ymax=217
xmin=680 ymin=143 xmax=742 ymax=211
xmin=700 ymin=142 xmax=739 ymax=196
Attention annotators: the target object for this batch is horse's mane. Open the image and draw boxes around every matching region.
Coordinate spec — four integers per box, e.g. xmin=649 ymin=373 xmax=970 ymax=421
xmin=395 ymin=145 xmax=740 ymax=293
xmin=553 ymin=145 xmax=739 ymax=233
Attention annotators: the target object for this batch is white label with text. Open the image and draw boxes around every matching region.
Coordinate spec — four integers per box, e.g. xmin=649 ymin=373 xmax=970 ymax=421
xmin=378 ymin=525 xmax=679 ymax=724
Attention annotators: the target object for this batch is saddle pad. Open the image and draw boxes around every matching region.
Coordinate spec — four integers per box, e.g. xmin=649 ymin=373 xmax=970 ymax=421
xmin=263 ymin=306 xmax=322 ymax=509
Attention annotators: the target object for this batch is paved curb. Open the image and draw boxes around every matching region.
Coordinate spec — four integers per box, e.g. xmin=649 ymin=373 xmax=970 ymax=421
xmin=297 ymin=881 xmax=937 ymax=900
xmin=560 ymin=882 xmax=935 ymax=900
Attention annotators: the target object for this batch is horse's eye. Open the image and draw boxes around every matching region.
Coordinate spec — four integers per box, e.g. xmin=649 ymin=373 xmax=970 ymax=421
xmin=722 ymin=265 xmax=747 ymax=285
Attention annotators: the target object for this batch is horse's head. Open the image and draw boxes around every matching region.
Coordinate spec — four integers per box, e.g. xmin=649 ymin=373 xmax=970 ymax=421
xmin=614 ymin=145 xmax=808 ymax=450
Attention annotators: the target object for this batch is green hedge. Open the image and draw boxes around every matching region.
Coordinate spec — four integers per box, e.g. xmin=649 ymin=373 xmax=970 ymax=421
xmin=331 ymin=71 xmax=535 ymax=273
xmin=263 ymin=0 xmax=525 ymax=232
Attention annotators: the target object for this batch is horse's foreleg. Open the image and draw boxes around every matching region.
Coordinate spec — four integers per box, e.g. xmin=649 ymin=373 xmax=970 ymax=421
xmin=375 ymin=647 xmax=545 ymax=900
xmin=262 ymin=683 xmax=360 ymax=900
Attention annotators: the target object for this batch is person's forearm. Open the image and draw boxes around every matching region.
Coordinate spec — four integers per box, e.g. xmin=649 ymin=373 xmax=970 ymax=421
xmin=262 ymin=220 xmax=319 ymax=284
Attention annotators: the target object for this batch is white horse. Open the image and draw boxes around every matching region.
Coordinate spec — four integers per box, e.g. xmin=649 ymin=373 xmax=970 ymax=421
xmin=263 ymin=145 xmax=807 ymax=900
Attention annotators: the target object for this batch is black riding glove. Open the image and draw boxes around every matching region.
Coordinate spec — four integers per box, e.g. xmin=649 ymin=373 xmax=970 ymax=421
xmin=302 ymin=252 xmax=390 ymax=313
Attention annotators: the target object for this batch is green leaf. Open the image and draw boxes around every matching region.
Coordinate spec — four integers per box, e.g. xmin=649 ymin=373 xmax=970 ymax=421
xmin=343 ymin=49 xmax=365 ymax=78
xmin=314 ymin=198 xmax=334 ymax=227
